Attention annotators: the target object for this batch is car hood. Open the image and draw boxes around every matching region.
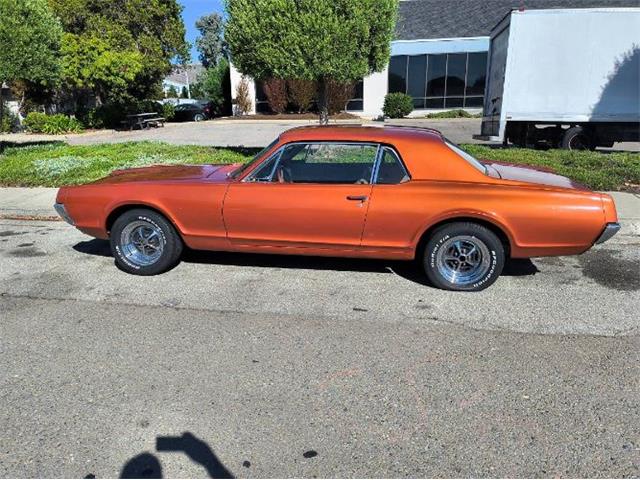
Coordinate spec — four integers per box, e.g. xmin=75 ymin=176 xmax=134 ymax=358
xmin=91 ymin=163 xmax=240 ymax=184
xmin=483 ymin=161 xmax=589 ymax=190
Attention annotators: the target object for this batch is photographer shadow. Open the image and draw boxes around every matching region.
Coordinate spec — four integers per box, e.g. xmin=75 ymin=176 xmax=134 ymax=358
xmin=118 ymin=432 xmax=233 ymax=479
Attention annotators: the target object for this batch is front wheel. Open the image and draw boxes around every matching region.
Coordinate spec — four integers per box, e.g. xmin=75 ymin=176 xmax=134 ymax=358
xmin=423 ymin=222 xmax=505 ymax=291
xmin=110 ymin=209 xmax=183 ymax=275
xmin=193 ymin=113 xmax=205 ymax=122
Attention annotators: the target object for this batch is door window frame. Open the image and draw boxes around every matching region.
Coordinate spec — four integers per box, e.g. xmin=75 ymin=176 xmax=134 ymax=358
xmin=243 ymin=141 xmax=382 ymax=185
xmin=372 ymin=145 xmax=411 ymax=185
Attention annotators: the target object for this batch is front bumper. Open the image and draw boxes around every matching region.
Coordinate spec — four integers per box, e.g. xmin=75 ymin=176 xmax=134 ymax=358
xmin=595 ymin=222 xmax=621 ymax=244
xmin=54 ymin=203 xmax=75 ymax=225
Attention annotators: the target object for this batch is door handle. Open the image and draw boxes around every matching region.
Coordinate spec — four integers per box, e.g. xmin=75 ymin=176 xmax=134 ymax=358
xmin=346 ymin=195 xmax=368 ymax=201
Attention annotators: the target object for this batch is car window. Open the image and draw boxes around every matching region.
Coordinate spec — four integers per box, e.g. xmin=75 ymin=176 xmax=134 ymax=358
xmin=445 ymin=139 xmax=487 ymax=174
xmin=375 ymin=147 xmax=410 ymax=184
xmin=268 ymin=143 xmax=378 ymax=184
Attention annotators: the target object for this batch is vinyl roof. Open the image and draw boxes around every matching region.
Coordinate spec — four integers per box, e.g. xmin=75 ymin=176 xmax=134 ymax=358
xmin=395 ymin=0 xmax=639 ymax=40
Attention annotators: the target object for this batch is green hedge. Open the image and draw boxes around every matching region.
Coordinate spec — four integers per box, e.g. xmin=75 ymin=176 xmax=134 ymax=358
xmin=383 ymin=93 xmax=414 ymax=118
xmin=23 ymin=113 xmax=84 ymax=134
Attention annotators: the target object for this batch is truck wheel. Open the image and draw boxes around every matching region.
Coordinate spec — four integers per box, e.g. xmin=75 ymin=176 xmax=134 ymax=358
xmin=422 ymin=222 xmax=505 ymax=292
xmin=110 ymin=208 xmax=183 ymax=275
xmin=562 ymin=127 xmax=594 ymax=151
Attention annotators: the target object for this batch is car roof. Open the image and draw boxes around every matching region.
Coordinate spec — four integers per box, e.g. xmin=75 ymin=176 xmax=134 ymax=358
xmin=278 ymin=125 xmax=444 ymax=145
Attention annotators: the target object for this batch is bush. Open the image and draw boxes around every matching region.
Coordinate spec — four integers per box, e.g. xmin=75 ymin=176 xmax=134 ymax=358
xmin=234 ymin=77 xmax=252 ymax=116
xmin=288 ymin=79 xmax=316 ymax=113
xmin=263 ymin=78 xmax=288 ymax=114
xmin=190 ymin=59 xmax=231 ymax=116
xmin=327 ymin=79 xmax=355 ymax=115
xmin=162 ymin=103 xmax=175 ymax=121
xmin=383 ymin=93 xmax=413 ymax=118
xmin=23 ymin=112 xmax=84 ymax=134
xmin=424 ymin=109 xmax=481 ymax=119
xmin=0 ymin=108 xmax=19 ymax=133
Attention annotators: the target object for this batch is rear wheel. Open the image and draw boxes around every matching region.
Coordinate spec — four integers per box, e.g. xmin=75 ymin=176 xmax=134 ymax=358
xmin=110 ymin=209 xmax=183 ymax=275
xmin=562 ymin=126 xmax=594 ymax=150
xmin=423 ymin=222 xmax=505 ymax=291
xmin=194 ymin=113 xmax=205 ymax=122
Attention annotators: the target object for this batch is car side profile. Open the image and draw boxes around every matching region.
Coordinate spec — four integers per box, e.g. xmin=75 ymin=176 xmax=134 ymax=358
xmin=54 ymin=126 xmax=619 ymax=291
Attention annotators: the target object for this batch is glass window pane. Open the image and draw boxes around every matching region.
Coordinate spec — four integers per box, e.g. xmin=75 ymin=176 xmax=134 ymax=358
xmin=445 ymin=97 xmax=464 ymax=108
xmin=425 ymin=98 xmax=444 ymax=109
xmin=255 ymin=81 xmax=267 ymax=102
xmin=426 ymin=54 xmax=446 ymax=97
xmin=466 ymin=52 xmax=487 ymax=96
xmin=446 ymin=53 xmax=466 ymax=97
xmin=407 ymin=55 xmax=427 ymax=100
xmin=278 ymin=143 xmax=378 ymax=184
xmin=388 ymin=56 xmax=407 ymax=93
xmin=376 ymin=147 xmax=409 ymax=184
xmin=346 ymin=100 xmax=363 ymax=111
xmin=412 ymin=97 xmax=425 ymax=109
xmin=352 ymin=79 xmax=364 ymax=99
xmin=464 ymin=96 xmax=484 ymax=108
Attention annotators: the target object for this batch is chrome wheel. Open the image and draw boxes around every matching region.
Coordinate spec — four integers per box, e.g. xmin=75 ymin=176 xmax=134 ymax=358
xmin=435 ymin=235 xmax=491 ymax=286
xmin=119 ymin=220 xmax=165 ymax=267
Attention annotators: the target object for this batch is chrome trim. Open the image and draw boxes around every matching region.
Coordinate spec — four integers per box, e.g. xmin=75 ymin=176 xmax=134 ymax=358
xmin=595 ymin=222 xmax=621 ymax=244
xmin=54 ymin=203 xmax=75 ymax=225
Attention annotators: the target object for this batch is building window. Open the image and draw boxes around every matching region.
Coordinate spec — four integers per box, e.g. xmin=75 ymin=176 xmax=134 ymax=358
xmin=346 ymin=80 xmax=364 ymax=111
xmin=388 ymin=52 xmax=487 ymax=109
xmin=254 ymin=81 xmax=270 ymax=113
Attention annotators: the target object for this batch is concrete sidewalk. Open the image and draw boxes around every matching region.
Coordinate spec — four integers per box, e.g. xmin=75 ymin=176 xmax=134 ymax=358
xmin=0 ymin=187 xmax=638 ymax=237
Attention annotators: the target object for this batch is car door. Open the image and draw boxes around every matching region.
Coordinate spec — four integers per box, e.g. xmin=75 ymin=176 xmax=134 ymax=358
xmin=223 ymin=142 xmax=379 ymax=250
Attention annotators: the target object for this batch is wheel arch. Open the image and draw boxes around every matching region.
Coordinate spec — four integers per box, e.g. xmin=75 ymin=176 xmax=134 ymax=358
xmin=105 ymin=203 xmax=182 ymax=236
xmin=414 ymin=215 xmax=513 ymax=260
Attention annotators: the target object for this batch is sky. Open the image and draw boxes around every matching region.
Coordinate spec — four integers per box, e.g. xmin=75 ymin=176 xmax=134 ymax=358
xmin=179 ymin=0 xmax=225 ymax=63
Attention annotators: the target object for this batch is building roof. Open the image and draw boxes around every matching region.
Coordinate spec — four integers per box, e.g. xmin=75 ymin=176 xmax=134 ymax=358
xmin=164 ymin=64 xmax=205 ymax=87
xmin=396 ymin=0 xmax=639 ymax=40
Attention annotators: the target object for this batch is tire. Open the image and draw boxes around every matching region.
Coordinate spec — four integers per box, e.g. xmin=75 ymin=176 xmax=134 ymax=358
xmin=110 ymin=208 xmax=183 ymax=275
xmin=423 ymin=222 xmax=505 ymax=292
xmin=562 ymin=126 xmax=594 ymax=151
xmin=194 ymin=113 xmax=205 ymax=122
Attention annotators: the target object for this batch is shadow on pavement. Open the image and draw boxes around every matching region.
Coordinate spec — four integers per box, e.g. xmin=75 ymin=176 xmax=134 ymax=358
xmin=115 ymin=432 xmax=233 ymax=479
xmin=73 ymin=238 xmax=538 ymax=286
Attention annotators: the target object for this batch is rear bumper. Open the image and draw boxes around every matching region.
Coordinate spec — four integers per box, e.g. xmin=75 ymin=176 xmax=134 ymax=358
xmin=54 ymin=203 xmax=75 ymax=225
xmin=595 ymin=222 xmax=621 ymax=244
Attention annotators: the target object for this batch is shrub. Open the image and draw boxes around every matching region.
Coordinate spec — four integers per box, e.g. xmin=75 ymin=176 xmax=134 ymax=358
xmin=288 ymin=79 xmax=316 ymax=113
xmin=327 ymin=79 xmax=355 ymax=115
xmin=263 ymin=78 xmax=288 ymax=114
xmin=234 ymin=77 xmax=252 ymax=116
xmin=0 ymin=107 xmax=19 ymax=133
xmin=190 ymin=59 xmax=231 ymax=116
xmin=24 ymin=112 xmax=84 ymax=134
xmin=424 ymin=109 xmax=480 ymax=119
xmin=383 ymin=93 xmax=413 ymax=118
xmin=162 ymin=103 xmax=175 ymax=121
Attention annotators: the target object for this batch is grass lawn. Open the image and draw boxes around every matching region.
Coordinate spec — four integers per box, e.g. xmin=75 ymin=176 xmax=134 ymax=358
xmin=0 ymin=140 xmax=638 ymax=191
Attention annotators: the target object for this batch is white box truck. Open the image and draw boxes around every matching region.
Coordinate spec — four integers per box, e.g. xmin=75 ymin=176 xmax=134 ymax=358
xmin=476 ymin=8 xmax=640 ymax=149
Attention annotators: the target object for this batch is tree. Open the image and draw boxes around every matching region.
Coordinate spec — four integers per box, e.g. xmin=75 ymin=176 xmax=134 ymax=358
xmin=287 ymin=79 xmax=315 ymax=113
xmin=195 ymin=13 xmax=227 ymax=68
xmin=50 ymin=0 xmax=189 ymax=105
xmin=225 ymin=0 xmax=398 ymax=124
xmin=167 ymin=85 xmax=179 ymax=98
xmin=181 ymin=86 xmax=189 ymax=98
xmin=263 ymin=78 xmax=287 ymax=114
xmin=0 ymin=0 xmax=62 ymax=123
xmin=234 ymin=77 xmax=251 ymax=116
xmin=190 ymin=58 xmax=231 ymax=115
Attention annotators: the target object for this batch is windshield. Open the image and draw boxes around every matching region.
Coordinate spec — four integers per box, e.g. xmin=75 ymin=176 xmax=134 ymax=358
xmin=444 ymin=139 xmax=487 ymax=175
xmin=229 ymin=137 xmax=280 ymax=179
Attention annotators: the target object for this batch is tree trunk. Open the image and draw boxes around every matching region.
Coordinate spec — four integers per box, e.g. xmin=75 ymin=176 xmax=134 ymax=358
xmin=0 ymin=83 xmax=5 ymax=132
xmin=317 ymin=77 xmax=329 ymax=125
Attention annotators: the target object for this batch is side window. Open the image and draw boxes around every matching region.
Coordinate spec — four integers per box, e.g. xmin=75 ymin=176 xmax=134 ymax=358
xmin=246 ymin=149 xmax=282 ymax=182
xmin=275 ymin=143 xmax=378 ymax=184
xmin=375 ymin=147 xmax=410 ymax=184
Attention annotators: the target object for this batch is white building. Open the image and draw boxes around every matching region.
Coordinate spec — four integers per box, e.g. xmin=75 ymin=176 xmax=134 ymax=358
xmin=162 ymin=64 xmax=205 ymax=98
xmin=230 ymin=0 xmax=637 ymax=118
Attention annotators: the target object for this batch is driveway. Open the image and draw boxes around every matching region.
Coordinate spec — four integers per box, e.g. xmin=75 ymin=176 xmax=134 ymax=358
xmin=1 ymin=219 xmax=639 ymax=477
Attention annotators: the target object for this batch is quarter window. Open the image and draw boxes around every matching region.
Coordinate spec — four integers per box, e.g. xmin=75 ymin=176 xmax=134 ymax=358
xmin=375 ymin=147 xmax=410 ymax=184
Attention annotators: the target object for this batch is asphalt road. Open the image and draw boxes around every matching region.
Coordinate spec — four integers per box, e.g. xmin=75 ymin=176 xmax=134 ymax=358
xmin=1 ymin=219 xmax=639 ymax=477
xmin=2 ymin=118 xmax=638 ymax=152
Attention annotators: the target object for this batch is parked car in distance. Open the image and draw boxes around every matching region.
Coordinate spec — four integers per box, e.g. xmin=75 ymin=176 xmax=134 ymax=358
xmin=54 ymin=126 xmax=620 ymax=291
xmin=172 ymin=101 xmax=213 ymax=122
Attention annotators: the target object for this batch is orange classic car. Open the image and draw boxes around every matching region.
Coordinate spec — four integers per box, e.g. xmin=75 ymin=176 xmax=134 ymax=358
xmin=54 ymin=126 xmax=619 ymax=291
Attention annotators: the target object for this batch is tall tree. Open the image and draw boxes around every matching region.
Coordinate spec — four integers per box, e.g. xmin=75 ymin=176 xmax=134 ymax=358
xmin=195 ymin=13 xmax=227 ymax=68
xmin=225 ymin=0 xmax=398 ymax=124
xmin=0 ymin=0 xmax=62 ymax=122
xmin=50 ymin=0 xmax=189 ymax=104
